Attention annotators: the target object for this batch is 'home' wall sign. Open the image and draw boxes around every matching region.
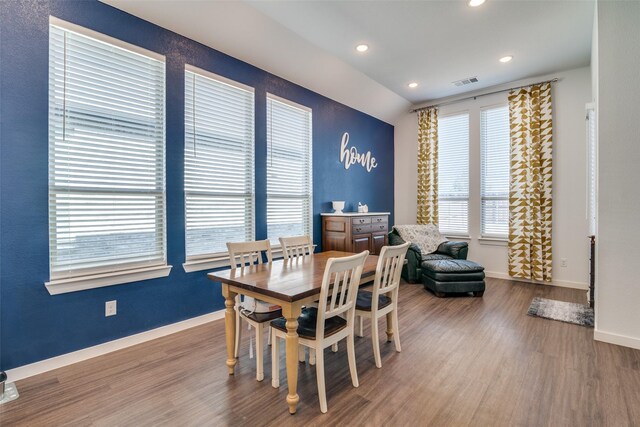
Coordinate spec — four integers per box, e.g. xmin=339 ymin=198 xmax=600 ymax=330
xmin=340 ymin=132 xmax=378 ymax=172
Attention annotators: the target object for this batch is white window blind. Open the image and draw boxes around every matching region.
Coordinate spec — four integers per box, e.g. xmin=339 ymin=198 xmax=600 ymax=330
xmin=48 ymin=20 xmax=167 ymax=283
xmin=480 ymin=105 xmax=510 ymax=238
xmin=184 ymin=66 xmax=255 ymax=259
xmin=266 ymin=94 xmax=313 ymax=244
xmin=438 ymin=113 xmax=469 ymax=235
xmin=587 ymin=106 xmax=597 ymax=236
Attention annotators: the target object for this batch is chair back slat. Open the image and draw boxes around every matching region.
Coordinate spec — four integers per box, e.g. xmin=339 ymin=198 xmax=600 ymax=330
xmin=328 ymin=271 xmax=341 ymax=313
xmin=279 ymin=235 xmax=314 ymax=261
xmin=372 ymin=243 xmax=410 ymax=306
xmin=316 ymin=251 xmax=369 ymax=337
xmin=227 ymin=240 xmax=273 ymax=269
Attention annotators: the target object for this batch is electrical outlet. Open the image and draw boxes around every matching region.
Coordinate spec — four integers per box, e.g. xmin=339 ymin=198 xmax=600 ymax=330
xmin=561 ymin=258 xmax=568 ymax=268
xmin=105 ymin=300 xmax=117 ymax=317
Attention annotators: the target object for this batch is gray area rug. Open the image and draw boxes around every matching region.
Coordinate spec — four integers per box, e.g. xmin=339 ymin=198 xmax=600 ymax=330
xmin=527 ymin=297 xmax=594 ymax=327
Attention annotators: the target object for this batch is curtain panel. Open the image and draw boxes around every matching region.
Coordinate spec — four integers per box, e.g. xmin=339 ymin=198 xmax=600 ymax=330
xmin=417 ymin=108 xmax=439 ymax=225
xmin=508 ymin=82 xmax=553 ymax=282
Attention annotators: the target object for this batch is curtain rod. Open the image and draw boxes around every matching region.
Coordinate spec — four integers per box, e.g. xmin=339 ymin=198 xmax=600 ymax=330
xmin=410 ymin=78 xmax=559 ymax=113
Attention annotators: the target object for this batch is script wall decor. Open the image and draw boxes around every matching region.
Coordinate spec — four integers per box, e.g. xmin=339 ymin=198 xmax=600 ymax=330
xmin=340 ymin=132 xmax=378 ymax=172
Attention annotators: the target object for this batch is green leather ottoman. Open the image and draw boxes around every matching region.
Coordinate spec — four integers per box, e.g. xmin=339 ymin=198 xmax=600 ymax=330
xmin=421 ymin=259 xmax=485 ymax=297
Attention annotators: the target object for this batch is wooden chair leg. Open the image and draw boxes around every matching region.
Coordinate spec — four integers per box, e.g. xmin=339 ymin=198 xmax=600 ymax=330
xmin=298 ymin=345 xmax=305 ymax=363
xmin=256 ymin=324 xmax=264 ymax=381
xmin=392 ymin=308 xmax=401 ymax=352
xmin=358 ymin=315 xmax=364 ymax=337
xmin=331 ymin=343 xmax=338 ymax=353
xmin=315 ymin=348 xmax=327 ymax=413
xmin=371 ymin=316 xmax=382 ymax=368
xmin=267 ymin=325 xmax=272 ymax=346
xmin=249 ymin=324 xmax=255 ymax=360
xmin=309 ymin=349 xmax=316 ymax=365
xmin=346 ymin=335 xmax=359 ymax=387
xmin=271 ymin=331 xmax=279 ymax=388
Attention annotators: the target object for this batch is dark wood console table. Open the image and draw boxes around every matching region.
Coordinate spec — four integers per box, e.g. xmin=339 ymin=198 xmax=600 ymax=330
xmin=321 ymin=212 xmax=390 ymax=255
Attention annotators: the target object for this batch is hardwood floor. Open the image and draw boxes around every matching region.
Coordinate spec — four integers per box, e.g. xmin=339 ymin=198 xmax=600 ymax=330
xmin=1 ymin=278 xmax=639 ymax=426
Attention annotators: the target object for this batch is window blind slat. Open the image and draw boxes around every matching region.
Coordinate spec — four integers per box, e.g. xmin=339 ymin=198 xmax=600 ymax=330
xmin=266 ymin=96 xmax=312 ymax=244
xmin=438 ymin=113 xmax=469 ymax=235
xmin=481 ymin=106 xmax=510 ymax=238
xmin=184 ymin=69 xmax=255 ymax=259
xmin=48 ymin=24 xmax=166 ymax=280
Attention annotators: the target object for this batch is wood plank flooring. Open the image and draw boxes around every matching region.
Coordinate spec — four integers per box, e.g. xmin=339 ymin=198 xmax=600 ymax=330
xmin=1 ymin=278 xmax=639 ymax=426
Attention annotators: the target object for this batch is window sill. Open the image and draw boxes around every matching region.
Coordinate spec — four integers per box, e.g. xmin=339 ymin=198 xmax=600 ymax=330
xmin=183 ymin=244 xmax=317 ymax=273
xmin=45 ymin=264 xmax=172 ymax=295
xmin=182 ymin=247 xmax=286 ymax=273
xmin=445 ymin=235 xmax=471 ymax=241
xmin=478 ymin=237 xmax=508 ymax=246
xmin=183 ymin=256 xmax=230 ymax=273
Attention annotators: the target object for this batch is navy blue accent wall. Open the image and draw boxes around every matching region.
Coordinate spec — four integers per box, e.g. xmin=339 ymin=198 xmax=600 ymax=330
xmin=0 ymin=0 xmax=394 ymax=370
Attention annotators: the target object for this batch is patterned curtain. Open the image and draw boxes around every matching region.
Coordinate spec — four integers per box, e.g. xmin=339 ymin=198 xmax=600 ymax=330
xmin=508 ymin=82 xmax=553 ymax=282
xmin=417 ymin=107 xmax=439 ymax=225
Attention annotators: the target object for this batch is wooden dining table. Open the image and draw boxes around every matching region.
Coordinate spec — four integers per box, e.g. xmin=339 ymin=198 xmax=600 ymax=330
xmin=207 ymin=250 xmax=381 ymax=414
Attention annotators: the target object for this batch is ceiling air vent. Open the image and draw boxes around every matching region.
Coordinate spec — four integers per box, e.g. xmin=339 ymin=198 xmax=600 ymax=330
xmin=452 ymin=77 xmax=479 ymax=87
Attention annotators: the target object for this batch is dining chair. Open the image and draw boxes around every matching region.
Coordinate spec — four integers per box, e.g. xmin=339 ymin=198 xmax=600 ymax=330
xmin=271 ymin=250 xmax=369 ymax=413
xmin=279 ymin=235 xmax=319 ymax=362
xmin=227 ymin=240 xmax=280 ymax=382
xmin=279 ymin=235 xmax=314 ymax=260
xmin=355 ymin=242 xmax=409 ymax=368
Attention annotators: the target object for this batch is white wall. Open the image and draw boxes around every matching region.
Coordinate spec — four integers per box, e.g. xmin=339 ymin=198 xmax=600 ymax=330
xmin=394 ymin=112 xmax=419 ymax=224
xmin=594 ymin=1 xmax=640 ymax=350
xmin=395 ymin=66 xmax=592 ymax=289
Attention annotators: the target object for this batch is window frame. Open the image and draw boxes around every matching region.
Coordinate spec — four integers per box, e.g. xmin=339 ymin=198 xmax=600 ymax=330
xmin=437 ymin=110 xmax=470 ymax=237
xmin=265 ymin=93 xmax=313 ymax=249
xmin=182 ymin=65 xmax=256 ymax=272
xmin=479 ymin=103 xmax=510 ymax=240
xmin=45 ymin=17 xmax=170 ymax=295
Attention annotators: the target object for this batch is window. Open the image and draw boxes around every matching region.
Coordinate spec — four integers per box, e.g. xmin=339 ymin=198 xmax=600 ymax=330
xmin=47 ymin=18 xmax=168 ymax=294
xmin=266 ymin=94 xmax=313 ymax=244
xmin=437 ymin=113 xmax=469 ymax=235
xmin=184 ymin=66 xmax=255 ymax=269
xmin=480 ymin=105 xmax=510 ymax=238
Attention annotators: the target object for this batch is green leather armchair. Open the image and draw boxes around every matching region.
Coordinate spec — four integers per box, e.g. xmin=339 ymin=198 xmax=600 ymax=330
xmin=388 ymin=228 xmax=469 ymax=283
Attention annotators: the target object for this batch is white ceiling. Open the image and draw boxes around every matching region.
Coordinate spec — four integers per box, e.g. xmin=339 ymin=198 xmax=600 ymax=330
xmin=250 ymin=0 xmax=594 ymax=103
xmin=100 ymin=0 xmax=411 ymax=124
xmin=102 ymin=0 xmax=593 ymax=123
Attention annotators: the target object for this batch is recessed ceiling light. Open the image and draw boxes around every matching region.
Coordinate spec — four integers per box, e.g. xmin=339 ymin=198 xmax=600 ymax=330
xmin=356 ymin=44 xmax=369 ymax=53
xmin=499 ymin=55 xmax=513 ymax=63
xmin=408 ymin=82 xmax=418 ymax=88
xmin=468 ymin=0 xmax=486 ymax=7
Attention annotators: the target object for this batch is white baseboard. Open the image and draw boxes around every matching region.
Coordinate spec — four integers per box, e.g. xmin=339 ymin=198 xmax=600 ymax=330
xmin=594 ymin=329 xmax=640 ymax=350
xmin=6 ymin=309 xmax=225 ymax=383
xmin=484 ymin=271 xmax=588 ymax=290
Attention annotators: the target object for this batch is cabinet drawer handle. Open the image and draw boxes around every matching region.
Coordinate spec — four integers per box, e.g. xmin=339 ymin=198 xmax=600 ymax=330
xmin=359 ymin=219 xmax=365 ymax=223
xmin=379 ymin=225 xmax=386 ymax=230
xmin=376 ymin=218 xmax=382 ymax=222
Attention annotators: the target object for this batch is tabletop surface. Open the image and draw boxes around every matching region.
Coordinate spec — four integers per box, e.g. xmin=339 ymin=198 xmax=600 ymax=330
xmin=208 ymin=251 xmax=379 ymax=303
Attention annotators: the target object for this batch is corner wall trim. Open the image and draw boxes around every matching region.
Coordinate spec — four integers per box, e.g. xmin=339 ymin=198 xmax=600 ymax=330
xmin=5 ymin=309 xmax=225 ymax=383
xmin=594 ymin=329 xmax=640 ymax=350
xmin=484 ymin=271 xmax=588 ymax=290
